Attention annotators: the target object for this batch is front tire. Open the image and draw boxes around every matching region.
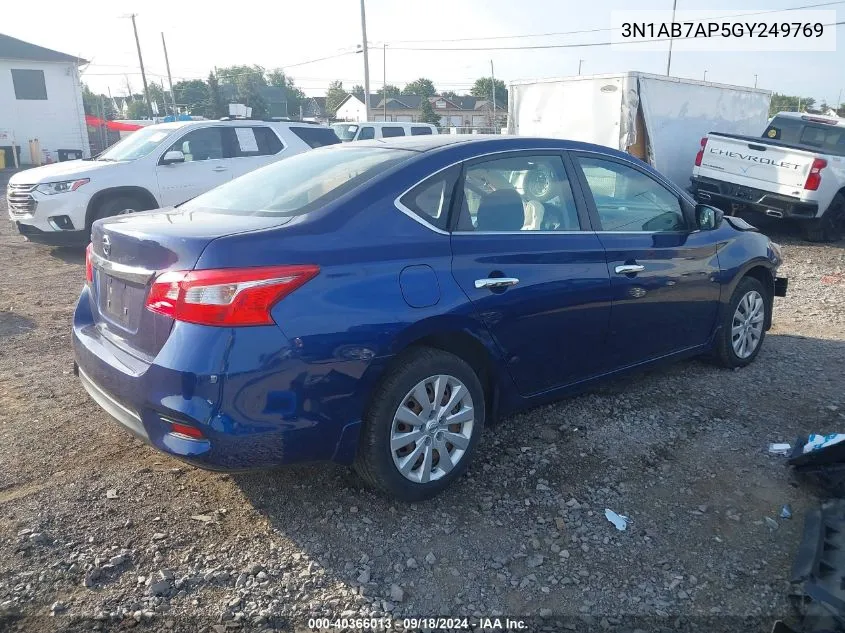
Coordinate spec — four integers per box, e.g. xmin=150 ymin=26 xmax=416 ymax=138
xmin=354 ymin=348 xmax=485 ymax=502
xmin=89 ymin=195 xmax=148 ymax=234
xmin=712 ymin=276 xmax=768 ymax=368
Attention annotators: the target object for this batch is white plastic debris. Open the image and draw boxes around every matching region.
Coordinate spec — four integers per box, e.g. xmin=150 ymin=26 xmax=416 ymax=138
xmin=768 ymin=443 xmax=792 ymax=456
xmin=780 ymin=504 xmax=793 ymax=519
xmin=803 ymin=433 xmax=845 ymax=454
xmin=604 ymin=509 xmax=630 ymax=531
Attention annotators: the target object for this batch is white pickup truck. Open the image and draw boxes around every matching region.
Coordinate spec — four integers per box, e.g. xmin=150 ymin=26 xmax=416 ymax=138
xmin=689 ymin=111 xmax=845 ymax=241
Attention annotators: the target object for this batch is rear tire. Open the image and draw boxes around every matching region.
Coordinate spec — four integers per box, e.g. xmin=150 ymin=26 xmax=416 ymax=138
xmin=354 ymin=347 xmax=485 ymax=502
xmin=802 ymin=194 xmax=845 ymax=242
xmin=712 ymin=276 xmax=768 ymax=368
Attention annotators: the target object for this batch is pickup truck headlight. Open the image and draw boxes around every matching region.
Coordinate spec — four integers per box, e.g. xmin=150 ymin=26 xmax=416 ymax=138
xmin=35 ymin=179 xmax=90 ymax=195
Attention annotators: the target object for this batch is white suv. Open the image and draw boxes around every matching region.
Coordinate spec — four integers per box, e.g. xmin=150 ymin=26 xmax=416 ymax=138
xmin=7 ymin=119 xmax=340 ymax=245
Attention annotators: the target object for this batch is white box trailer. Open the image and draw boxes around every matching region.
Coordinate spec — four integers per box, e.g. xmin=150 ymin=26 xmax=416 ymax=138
xmin=508 ymin=71 xmax=772 ymax=188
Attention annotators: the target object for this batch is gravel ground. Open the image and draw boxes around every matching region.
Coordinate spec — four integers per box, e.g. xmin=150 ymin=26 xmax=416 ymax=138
xmin=1 ymin=168 xmax=844 ymax=633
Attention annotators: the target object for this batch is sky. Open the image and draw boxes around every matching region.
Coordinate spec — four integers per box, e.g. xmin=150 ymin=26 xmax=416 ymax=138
xmin=3 ymin=0 xmax=844 ymax=104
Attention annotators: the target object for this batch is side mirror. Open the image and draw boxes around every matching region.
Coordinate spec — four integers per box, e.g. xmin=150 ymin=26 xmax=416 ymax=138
xmin=160 ymin=150 xmax=185 ymax=165
xmin=695 ymin=203 xmax=724 ymax=230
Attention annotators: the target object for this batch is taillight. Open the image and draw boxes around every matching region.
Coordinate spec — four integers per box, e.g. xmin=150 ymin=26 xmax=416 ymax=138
xmin=145 ymin=265 xmax=320 ymax=326
xmin=85 ymin=243 xmax=93 ymax=285
xmin=694 ymin=137 xmax=708 ymax=167
xmin=804 ymin=158 xmax=827 ymax=191
xmin=169 ymin=422 xmax=204 ymax=439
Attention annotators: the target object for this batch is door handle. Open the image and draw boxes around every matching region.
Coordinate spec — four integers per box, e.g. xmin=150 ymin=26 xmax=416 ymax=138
xmin=615 ymin=264 xmax=645 ymax=274
xmin=475 ymin=277 xmax=519 ymax=289
xmin=212 ymin=166 xmax=228 ymax=172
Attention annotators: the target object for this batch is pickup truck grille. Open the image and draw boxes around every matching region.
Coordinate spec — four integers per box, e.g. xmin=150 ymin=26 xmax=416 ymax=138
xmin=6 ymin=184 xmax=37 ymax=215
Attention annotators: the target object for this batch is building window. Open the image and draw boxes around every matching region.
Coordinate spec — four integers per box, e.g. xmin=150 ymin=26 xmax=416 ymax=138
xmin=435 ymin=100 xmax=447 ymax=108
xmin=11 ymin=69 xmax=47 ymax=100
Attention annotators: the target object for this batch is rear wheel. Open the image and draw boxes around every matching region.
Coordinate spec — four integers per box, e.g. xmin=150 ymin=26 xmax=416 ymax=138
xmin=712 ymin=276 xmax=768 ymax=368
xmin=354 ymin=348 xmax=485 ymax=501
xmin=802 ymin=194 xmax=845 ymax=242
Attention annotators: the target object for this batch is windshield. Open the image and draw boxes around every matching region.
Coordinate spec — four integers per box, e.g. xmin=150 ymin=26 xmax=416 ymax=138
xmin=97 ymin=126 xmax=174 ymax=161
xmin=331 ymin=123 xmax=359 ymax=142
xmin=182 ymin=146 xmax=412 ymax=216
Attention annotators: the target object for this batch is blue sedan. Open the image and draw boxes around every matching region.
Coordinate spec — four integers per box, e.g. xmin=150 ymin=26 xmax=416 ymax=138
xmin=72 ymin=136 xmax=787 ymax=501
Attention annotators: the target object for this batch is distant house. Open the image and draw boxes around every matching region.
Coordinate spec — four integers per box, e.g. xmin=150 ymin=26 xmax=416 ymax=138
xmin=301 ymin=96 xmax=329 ymax=123
xmin=0 ymin=32 xmax=89 ymax=164
xmin=334 ymin=93 xmax=506 ymax=128
xmin=219 ymin=84 xmax=288 ymax=118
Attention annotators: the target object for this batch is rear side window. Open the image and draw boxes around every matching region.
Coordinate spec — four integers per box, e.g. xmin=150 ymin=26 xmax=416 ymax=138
xmin=358 ymin=127 xmax=375 ymax=140
xmin=290 ymin=126 xmax=341 ymax=148
xmin=399 ymin=167 xmax=459 ymax=230
xmin=223 ymin=127 xmax=284 ymax=157
xmin=411 ymin=126 xmax=433 ymax=136
xmin=382 ymin=126 xmax=405 ymax=138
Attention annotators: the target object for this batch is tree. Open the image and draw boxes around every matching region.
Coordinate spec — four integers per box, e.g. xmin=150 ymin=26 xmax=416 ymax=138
xmin=81 ymin=84 xmax=118 ymax=120
xmin=402 ymin=78 xmax=436 ymax=98
xmin=267 ymin=69 xmax=306 ymax=118
xmin=377 ymin=84 xmax=401 ymax=97
xmin=441 ymin=90 xmax=460 ymax=99
xmin=126 ymin=100 xmax=149 ymax=119
xmin=769 ymin=93 xmax=816 ymax=116
xmin=325 ymin=80 xmax=348 ymax=116
xmin=351 ymin=84 xmax=365 ymax=100
xmin=205 ymin=72 xmax=225 ymax=119
xmin=471 ymin=77 xmax=507 ymax=108
xmin=417 ymin=97 xmax=441 ymax=125
xmin=172 ymin=79 xmax=209 ymax=116
xmin=217 ymin=64 xmax=268 ymax=118
xmin=147 ymin=81 xmax=169 ymax=116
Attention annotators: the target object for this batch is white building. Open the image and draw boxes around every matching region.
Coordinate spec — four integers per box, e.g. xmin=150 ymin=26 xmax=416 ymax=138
xmin=334 ymin=94 xmax=373 ymax=122
xmin=0 ymin=33 xmax=89 ymax=165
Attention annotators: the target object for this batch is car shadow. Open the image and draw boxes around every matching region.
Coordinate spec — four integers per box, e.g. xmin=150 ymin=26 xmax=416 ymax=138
xmin=0 ymin=312 xmax=36 ymax=338
xmin=232 ymin=332 xmax=845 ymax=614
xmin=49 ymin=246 xmax=86 ymax=265
xmin=736 ymin=211 xmax=845 ymax=248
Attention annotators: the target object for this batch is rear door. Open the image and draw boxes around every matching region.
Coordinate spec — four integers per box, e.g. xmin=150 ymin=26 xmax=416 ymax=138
xmin=223 ymin=125 xmax=287 ymax=179
xmin=155 ymin=126 xmax=231 ymax=206
xmin=448 ymin=151 xmax=612 ymax=396
xmin=572 ymin=152 xmax=721 ymax=367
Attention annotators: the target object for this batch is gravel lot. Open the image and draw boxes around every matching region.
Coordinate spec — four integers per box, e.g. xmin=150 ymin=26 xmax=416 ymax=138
xmin=1 ymin=168 xmax=844 ymax=633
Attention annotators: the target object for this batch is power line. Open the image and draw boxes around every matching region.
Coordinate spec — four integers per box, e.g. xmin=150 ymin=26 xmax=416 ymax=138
xmin=385 ymin=0 xmax=845 ymax=44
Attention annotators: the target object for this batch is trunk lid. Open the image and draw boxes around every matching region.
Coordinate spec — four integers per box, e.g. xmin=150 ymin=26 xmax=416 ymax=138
xmin=89 ymin=208 xmax=292 ymax=360
xmin=700 ymin=133 xmax=817 ymax=189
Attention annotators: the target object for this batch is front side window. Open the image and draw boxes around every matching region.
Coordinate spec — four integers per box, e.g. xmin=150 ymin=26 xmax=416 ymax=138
xmin=182 ymin=146 xmax=412 ymax=217
xmin=166 ymin=127 xmax=224 ymax=162
xmin=331 ymin=124 xmax=358 ymax=141
xmin=456 ymin=155 xmax=581 ymax=232
xmin=411 ymin=126 xmax=433 ymax=136
xmin=358 ymin=127 xmax=375 ymax=140
xmin=399 ymin=167 xmax=458 ymax=230
xmin=575 ymin=156 xmax=685 ymax=232
xmin=11 ymin=69 xmax=47 ymax=100
xmin=381 ymin=126 xmax=405 ymax=138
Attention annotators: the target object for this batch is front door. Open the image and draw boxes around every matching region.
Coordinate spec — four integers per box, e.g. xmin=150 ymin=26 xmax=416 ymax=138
xmin=155 ymin=127 xmax=231 ymax=207
xmin=449 ymin=152 xmax=612 ymax=396
xmin=571 ymin=153 xmax=721 ymax=368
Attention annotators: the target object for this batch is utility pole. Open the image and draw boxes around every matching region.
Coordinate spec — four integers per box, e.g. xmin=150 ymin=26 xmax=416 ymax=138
xmin=383 ymin=44 xmax=388 ymax=122
xmin=578 ymin=59 xmax=584 ymax=75
xmin=754 ymin=74 xmax=758 ymax=88
xmin=359 ymin=0 xmax=371 ymax=120
xmin=490 ymin=59 xmax=496 ymax=133
xmin=837 ymin=88 xmax=842 ymax=114
xmin=703 ymin=69 xmax=707 ymax=81
xmin=161 ymin=32 xmax=176 ymax=116
xmin=127 ymin=14 xmax=153 ymax=119
xmin=666 ymin=0 xmax=678 ymax=76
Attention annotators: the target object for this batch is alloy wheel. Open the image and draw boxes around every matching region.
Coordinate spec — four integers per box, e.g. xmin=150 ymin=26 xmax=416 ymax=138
xmin=390 ymin=374 xmax=475 ymax=484
xmin=731 ymin=290 xmax=764 ymax=359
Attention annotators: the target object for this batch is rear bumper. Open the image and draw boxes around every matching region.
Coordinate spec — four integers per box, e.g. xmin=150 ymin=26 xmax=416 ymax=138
xmin=690 ymin=176 xmax=819 ymax=220
xmin=71 ymin=287 xmax=365 ymax=470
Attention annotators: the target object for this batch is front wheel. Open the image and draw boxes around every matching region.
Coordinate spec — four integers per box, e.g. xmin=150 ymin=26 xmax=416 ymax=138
xmin=354 ymin=348 xmax=485 ymax=502
xmin=712 ymin=276 xmax=768 ymax=368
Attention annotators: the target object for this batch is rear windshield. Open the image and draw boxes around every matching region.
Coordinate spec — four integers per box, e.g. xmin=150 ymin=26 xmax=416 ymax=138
xmin=181 ymin=146 xmax=412 ymax=217
xmin=331 ymin=123 xmax=358 ymax=141
xmin=763 ymin=116 xmax=845 ymax=156
xmin=290 ymin=126 xmax=340 ymax=148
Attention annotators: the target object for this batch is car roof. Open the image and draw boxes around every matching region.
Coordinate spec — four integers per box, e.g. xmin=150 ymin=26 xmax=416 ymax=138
xmin=146 ymin=119 xmax=323 ymax=131
xmin=350 ymin=134 xmax=633 ymax=158
xmin=334 ymin=121 xmax=436 ymax=127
